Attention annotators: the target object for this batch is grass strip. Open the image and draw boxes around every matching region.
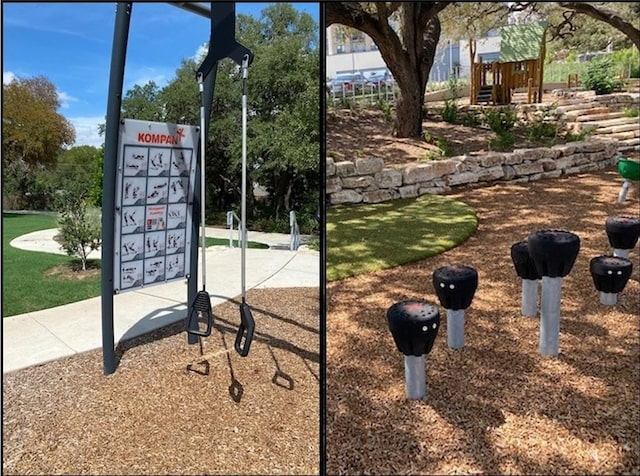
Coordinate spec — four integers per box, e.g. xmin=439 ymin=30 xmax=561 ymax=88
xmin=327 ymin=194 xmax=477 ymax=281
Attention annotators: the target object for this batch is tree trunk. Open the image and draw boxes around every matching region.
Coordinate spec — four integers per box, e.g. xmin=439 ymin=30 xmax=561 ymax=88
xmin=394 ymin=75 xmax=424 ymax=137
xmin=326 ymin=2 xmax=449 ymax=138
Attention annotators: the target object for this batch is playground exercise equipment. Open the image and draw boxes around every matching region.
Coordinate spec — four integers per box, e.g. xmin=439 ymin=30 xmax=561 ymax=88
xmin=235 ymin=54 xmax=255 ymax=357
xmin=432 ymin=264 xmax=478 ymax=350
xmin=527 ymin=230 xmax=580 ymax=357
xmin=510 ymin=241 xmax=541 ymax=317
xmin=386 ymin=300 xmax=440 ymax=400
xmin=589 ymin=256 xmax=633 ymax=306
xmin=605 ymin=216 xmax=640 ymax=259
xmin=616 ymin=158 xmax=640 ymax=203
xmin=101 ymin=2 xmax=255 ymax=374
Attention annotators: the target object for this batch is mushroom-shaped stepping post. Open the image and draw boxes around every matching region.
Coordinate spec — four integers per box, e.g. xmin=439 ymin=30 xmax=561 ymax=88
xmin=605 ymin=216 xmax=640 ymax=259
xmin=510 ymin=241 xmax=541 ymax=317
xmin=589 ymin=256 xmax=633 ymax=305
xmin=617 ymin=158 xmax=640 ymax=203
xmin=432 ymin=265 xmax=478 ymax=350
xmin=387 ymin=300 xmax=440 ymax=400
xmin=527 ymin=230 xmax=580 ymax=357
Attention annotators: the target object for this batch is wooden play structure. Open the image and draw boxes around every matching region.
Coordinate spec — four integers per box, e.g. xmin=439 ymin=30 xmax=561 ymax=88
xmin=470 ymin=21 xmax=548 ymax=105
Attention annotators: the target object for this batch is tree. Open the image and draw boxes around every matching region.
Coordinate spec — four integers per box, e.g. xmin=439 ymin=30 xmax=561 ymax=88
xmin=243 ymin=3 xmax=319 ymax=218
xmin=120 ymin=81 xmax=163 ymax=121
xmin=326 ymin=2 xmax=451 ymax=138
xmin=506 ymin=3 xmax=639 ymax=53
xmin=55 ymin=182 xmax=102 ymax=271
xmin=554 ymin=2 xmax=639 ymax=51
xmin=2 ymin=76 xmax=75 ymax=168
xmin=118 ymin=3 xmax=319 ymax=230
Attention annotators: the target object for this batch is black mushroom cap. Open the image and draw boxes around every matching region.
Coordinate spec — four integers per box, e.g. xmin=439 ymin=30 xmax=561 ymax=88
xmin=511 ymin=240 xmax=541 ymax=280
xmin=527 ymin=230 xmax=580 ymax=278
xmin=387 ymin=300 xmax=440 ymax=357
xmin=589 ymin=255 xmax=633 ymax=294
xmin=432 ymin=264 xmax=478 ymax=310
xmin=605 ymin=216 xmax=640 ymax=250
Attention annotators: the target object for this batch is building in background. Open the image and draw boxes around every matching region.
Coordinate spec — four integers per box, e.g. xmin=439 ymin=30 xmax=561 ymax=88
xmin=326 ymin=23 xmax=505 ymax=84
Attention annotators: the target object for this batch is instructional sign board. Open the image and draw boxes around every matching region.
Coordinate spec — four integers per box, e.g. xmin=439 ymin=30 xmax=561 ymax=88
xmin=113 ymin=119 xmax=199 ymax=293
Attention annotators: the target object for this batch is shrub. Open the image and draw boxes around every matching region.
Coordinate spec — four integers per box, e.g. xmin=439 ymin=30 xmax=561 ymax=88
xmin=611 ymin=47 xmax=640 ymax=79
xmin=484 ymin=106 xmax=518 ymax=134
xmin=441 ymin=99 xmax=458 ymax=123
xmin=488 ymin=131 xmax=515 ymax=151
xmin=581 ymin=56 xmax=622 ymax=95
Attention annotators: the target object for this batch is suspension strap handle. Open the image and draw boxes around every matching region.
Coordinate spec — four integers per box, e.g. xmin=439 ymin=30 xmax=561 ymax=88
xmin=235 ymin=302 xmax=255 ymax=356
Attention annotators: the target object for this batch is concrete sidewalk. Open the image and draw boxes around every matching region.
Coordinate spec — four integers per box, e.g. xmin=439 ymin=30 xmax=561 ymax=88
xmin=3 ymin=227 xmax=319 ymax=374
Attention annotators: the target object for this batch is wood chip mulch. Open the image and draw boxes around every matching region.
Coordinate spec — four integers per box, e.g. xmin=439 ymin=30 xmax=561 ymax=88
xmin=3 ymin=288 xmax=319 ymax=475
xmin=327 ymin=165 xmax=640 ymax=475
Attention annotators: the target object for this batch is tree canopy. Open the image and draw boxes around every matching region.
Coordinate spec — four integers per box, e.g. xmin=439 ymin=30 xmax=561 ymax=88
xmin=2 ymin=75 xmax=76 ymax=208
xmin=119 ymin=3 xmax=319 ymax=229
xmin=2 ymin=76 xmax=75 ymax=169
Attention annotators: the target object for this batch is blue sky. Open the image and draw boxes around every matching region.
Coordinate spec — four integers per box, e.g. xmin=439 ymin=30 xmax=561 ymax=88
xmin=2 ymin=2 xmax=319 ymax=148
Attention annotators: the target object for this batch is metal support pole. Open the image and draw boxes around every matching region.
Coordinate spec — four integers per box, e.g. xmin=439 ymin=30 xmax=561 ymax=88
xmin=446 ymin=309 xmax=465 ymax=349
xmin=613 ymin=248 xmax=630 ymax=259
xmin=521 ymin=279 xmax=538 ymax=317
xmin=618 ymin=180 xmax=631 ymax=203
xmin=600 ymin=292 xmax=617 ymax=305
xmin=102 ymin=2 xmax=132 ymax=375
xmin=404 ymin=355 xmax=426 ymax=400
xmin=540 ymin=276 xmax=562 ymax=356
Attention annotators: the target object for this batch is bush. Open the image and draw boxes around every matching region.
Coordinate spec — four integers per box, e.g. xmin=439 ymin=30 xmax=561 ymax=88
xmin=488 ymin=131 xmax=515 ymax=151
xmin=581 ymin=56 xmax=622 ymax=95
xmin=484 ymin=106 xmax=518 ymax=134
xmin=611 ymin=47 xmax=640 ymax=79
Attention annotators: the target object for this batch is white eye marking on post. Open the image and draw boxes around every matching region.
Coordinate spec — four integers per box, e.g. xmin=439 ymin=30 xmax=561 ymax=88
xmin=422 ymin=326 xmax=428 ymax=332
xmin=607 ymin=270 xmax=613 ymax=275
xmin=449 ymin=284 xmax=455 ymax=289
xmin=617 ymin=271 xmax=622 ymax=275
xmin=440 ymin=283 xmax=445 ymax=288
xmin=432 ymin=323 xmax=437 ymax=329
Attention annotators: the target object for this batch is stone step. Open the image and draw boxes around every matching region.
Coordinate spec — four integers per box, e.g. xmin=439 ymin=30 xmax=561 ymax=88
xmin=593 ymin=122 xmax=640 ymax=135
xmin=578 ymin=116 xmax=639 ymax=128
xmin=618 ymin=137 xmax=640 ymax=152
xmin=575 ymin=111 xmax=626 ymax=122
xmin=556 ymin=102 xmax=599 ymax=113
xmin=565 ymin=106 xmax=612 ymax=119
xmin=606 ymin=130 xmax=640 ymax=141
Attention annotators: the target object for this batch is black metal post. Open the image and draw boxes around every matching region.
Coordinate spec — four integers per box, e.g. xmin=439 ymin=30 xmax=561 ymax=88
xmin=101 ymin=2 xmax=132 ymax=374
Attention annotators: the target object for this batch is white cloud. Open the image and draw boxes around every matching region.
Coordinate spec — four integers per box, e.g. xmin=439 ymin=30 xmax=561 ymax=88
xmin=125 ymin=66 xmax=172 ymax=91
xmin=67 ymin=116 xmax=105 ymax=148
xmin=3 ymin=71 xmax=17 ymax=84
xmin=191 ymin=43 xmax=208 ymax=62
xmin=57 ymin=91 xmax=78 ymax=109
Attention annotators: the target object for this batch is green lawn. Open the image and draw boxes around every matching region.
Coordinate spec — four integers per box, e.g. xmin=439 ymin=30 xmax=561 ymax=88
xmin=2 ymin=213 xmax=268 ymax=317
xmin=327 ymin=194 xmax=478 ymax=281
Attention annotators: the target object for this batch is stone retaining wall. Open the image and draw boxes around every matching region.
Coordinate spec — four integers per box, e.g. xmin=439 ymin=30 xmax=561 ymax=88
xmin=327 ymin=139 xmax=619 ymax=205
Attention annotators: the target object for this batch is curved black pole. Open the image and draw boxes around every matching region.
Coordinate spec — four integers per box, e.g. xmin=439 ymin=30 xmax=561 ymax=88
xmin=102 ymin=2 xmax=132 ymax=375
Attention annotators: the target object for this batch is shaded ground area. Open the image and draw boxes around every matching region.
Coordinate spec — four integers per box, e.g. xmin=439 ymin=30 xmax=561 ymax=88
xmin=3 ymin=287 xmax=319 ymax=475
xmin=327 ymin=167 xmax=640 ymax=475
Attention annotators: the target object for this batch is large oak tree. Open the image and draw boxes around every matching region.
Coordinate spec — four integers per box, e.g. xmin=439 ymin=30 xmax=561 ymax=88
xmin=326 ymin=2 xmax=451 ymax=138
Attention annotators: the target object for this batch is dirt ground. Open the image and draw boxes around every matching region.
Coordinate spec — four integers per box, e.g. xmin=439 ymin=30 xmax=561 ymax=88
xmin=2 ymin=287 xmax=319 ymax=475
xmin=326 ymin=93 xmax=600 ymax=167
xmin=326 ymin=166 xmax=640 ymax=475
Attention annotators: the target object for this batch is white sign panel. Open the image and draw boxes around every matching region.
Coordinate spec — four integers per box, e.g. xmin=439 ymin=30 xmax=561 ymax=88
xmin=114 ymin=119 xmax=199 ymax=293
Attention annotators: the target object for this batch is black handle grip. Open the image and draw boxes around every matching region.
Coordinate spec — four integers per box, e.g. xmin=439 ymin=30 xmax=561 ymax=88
xmin=235 ymin=302 xmax=255 ymax=356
